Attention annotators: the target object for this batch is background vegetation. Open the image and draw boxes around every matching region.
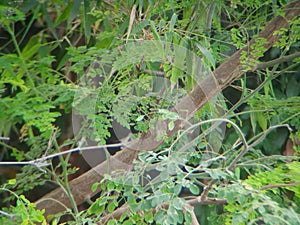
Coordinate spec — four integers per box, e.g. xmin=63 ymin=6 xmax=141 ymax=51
xmin=0 ymin=0 xmax=300 ymax=224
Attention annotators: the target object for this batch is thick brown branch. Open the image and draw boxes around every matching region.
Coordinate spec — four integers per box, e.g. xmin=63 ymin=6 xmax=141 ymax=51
xmin=35 ymin=0 xmax=300 ymax=216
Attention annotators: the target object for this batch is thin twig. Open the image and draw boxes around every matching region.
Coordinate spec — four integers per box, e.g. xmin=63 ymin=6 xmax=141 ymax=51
xmin=0 ymin=137 xmax=10 ymax=141
xmin=0 ymin=210 xmax=14 ymax=219
xmin=256 ymin=51 xmax=300 ymax=70
xmin=198 ymin=125 xmax=290 ymax=202
xmin=143 ymin=69 xmax=165 ymax=76
xmin=261 ymin=181 xmax=300 ymax=190
xmin=248 ymin=124 xmax=291 ymax=149
xmin=227 ymin=124 xmax=290 ymax=171
xmin=126 ymin=5 xmax=136 ymax=43
xmin=44 ymin=128 xmax=58 ymax=157
xmin=188 ymin=197 xmax=227 ymax=206
xmin=199 ymin=180 xmax=217 ymax=202
xmin=206 ymin=3 xmax=216 ymax=34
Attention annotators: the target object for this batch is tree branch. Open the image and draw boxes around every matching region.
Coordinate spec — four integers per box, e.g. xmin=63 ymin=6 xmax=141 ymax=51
xmin=143 ymin=69 xmax=165 ymax=76
xmin=256 ymin=51 xmax=300 ymax=70
xmin=0 ymin=137 xmax=10 ymax=141
xmin=260 ymin=181 xmax=300 ymax=190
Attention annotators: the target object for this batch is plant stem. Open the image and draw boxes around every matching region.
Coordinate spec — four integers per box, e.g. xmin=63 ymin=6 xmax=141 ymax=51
xmin=59 ymin=154 xmax=79 ymax=215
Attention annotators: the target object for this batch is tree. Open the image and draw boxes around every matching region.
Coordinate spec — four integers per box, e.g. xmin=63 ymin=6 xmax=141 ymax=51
xmin=0 ymin=0 xmax=300 ymax=224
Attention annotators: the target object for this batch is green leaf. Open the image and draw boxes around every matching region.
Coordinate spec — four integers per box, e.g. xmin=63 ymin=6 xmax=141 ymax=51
xmin=8 ymin=179 xmax=16 ymax=185
xmin=107 ymin=201 xmax=117 ymax=213
xmin=107 ymin=182 xmax=115 ymax=191
xmin=100 ymin=181 xmax=106 ymax=191
xmin=83 ymin=0 xmax=95 ymax=42
xmin=208 ymin=169 xmax=228 ymax=179
xmin=250 ymin=111 xmax=257 ymax=133
xmin=177 ymin=210 xmax=184 ymax=223
xmin=87 ymin=201 xmax=105 ymax=215
xmin=150 ymin=21 xmax=161 ymax=41
xmin=226 ymin=191 xmax=236 ymax=204
xmin=154 ymin=211 xmax=165 ymax=224
xmin=196 ymin=43 xmax=216 ymax=68
xmin=132 ymin=19 xmax=149 ymax=36
xmin=123 ymin=219 xmax=134 ymax=225
xmin=169 ymin=14 xmax=177 ymax=31
xmin=189 ymin=184 xmax=200 ymax=195
xmin=171 ymin=44 xmax=186 ymax=83
xmin=91 ymin=182 xmax=99 ymax=192
xmin=107 ymin=219 xmax=117 ymax=225
xmin=172 ymin=198 xmax=183 ymax=210
xmin=257 ymin=112 xmax=267 ymax=131
xmin=184 ymin=211 xmax=192 ymax=225
xmin=120 ymin=213 xmax=127 ymax=222
xmin=68 ymin=0 xmax=82 ymax=25
xmin=145 ymin=212 xmax=154 ymax=223
xmin=21 ymin=35 xmax=41 ymax=60
xmin=136 ymin=115 xmax=145 ymax=121
xmin=174 ymin=184 xmax=182 ymax=195
xmin=55 ymin=2 xmax=74 ymax=25
xmin=41 ymin=2 xmax=59 ymax=41
xmin=168 ymin=120 xmax=175 ymax=131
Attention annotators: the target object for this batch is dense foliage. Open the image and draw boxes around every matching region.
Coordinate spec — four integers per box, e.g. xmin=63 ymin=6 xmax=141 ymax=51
xmin=0 ymin=0 xmax=300 ymax=224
